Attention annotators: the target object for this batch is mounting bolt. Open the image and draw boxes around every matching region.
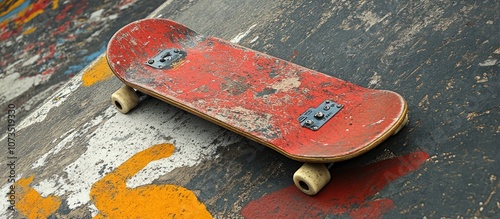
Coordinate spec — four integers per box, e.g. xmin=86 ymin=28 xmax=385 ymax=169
xmin=337 ymin=104 xmax=343 ymax=108
xmin=312 ymin=126 xmax=319 ymax=130
xmin=148 ymin=59 xmax=154 ymax=64
xmin=174 ymin=48 xmax=180 ymax=53
xmin=305 ymin=120 xmax=314 ymax=126
xmin=314 ymin=112 xmax=324 ymax=118
xmin=323 ymin=105 xmax=331 ymax=110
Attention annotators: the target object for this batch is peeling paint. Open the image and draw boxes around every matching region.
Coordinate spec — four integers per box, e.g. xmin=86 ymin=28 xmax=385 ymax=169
xmin=18 ymin=75 xmax=82 ymax=130
xmin=479 ymin=58 xmax=498 ymax=67
xmin=90 ymin=143 xmax=212 ymax=218
xmin=230 ymin=24 xmax=257 ymax=43
xmin=0 ymin=73 xmax=50 ymax=106
xmin=29 ymin=104 xmax=239 ymax=210
xmin=271 ymin=77 xmax=301 ymax=92
xmin=14 ymin=176 xmax=62 ymax=219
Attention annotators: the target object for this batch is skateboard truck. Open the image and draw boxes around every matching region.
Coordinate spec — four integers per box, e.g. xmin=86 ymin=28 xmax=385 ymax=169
xmin=146 ymin=48 xmax=186 ymax=69
xmin=298 ymin=100 xmax=343 ymax=131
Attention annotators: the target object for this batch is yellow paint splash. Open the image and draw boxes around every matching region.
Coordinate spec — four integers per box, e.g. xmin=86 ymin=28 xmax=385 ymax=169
xmin=15 ymin=176 xmax=62 ymax=219
xmin=82 ymin=56 xmax=115 ymax=87
xmin=90 ymin=143 xmax=212 ymax=218
xmin=23 ymin=26 xmax=36 ymax=35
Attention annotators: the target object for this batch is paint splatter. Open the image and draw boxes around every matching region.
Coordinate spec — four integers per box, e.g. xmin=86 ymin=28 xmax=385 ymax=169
xmin=0 ymin=0 xmax=59 ymax=25
xmin=14 ymin=176 xmax=62 ymax=219
xmin=241 ymin=151 xmax=429 ymax=218
xmin=90 ymin=143 xmax=212 ymax=218
xmin=65 ymin=45 xmax=107 ymax=77
xmin=81 ymin=55 xmax=114 ymax=86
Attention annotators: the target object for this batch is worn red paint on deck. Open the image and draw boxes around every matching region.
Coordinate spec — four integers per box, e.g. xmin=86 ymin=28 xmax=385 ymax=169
xmin=241 ymin=151 xmax=430 ymax=218
xmin=107 ymin=19 xmax=407 ymax=162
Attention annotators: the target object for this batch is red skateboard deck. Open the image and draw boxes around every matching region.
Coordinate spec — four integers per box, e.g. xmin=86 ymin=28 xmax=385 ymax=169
xmin=107 ymin=19 xmax=408 ymax=194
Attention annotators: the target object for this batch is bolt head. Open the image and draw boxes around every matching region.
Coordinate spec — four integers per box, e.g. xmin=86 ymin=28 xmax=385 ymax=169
xmin=314 ymin=112 xmax=324 ymax=118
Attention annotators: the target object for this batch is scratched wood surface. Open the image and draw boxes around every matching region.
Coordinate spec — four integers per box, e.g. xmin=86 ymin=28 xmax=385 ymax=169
xmin=108 ymin=18 xmax=407 ymax=162
xmin=1 ymin=0 xmax=498 ymax=218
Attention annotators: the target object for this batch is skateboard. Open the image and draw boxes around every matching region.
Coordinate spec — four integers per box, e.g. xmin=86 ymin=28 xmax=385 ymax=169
xmin=107 ymin=18 xmax=409 ymax=195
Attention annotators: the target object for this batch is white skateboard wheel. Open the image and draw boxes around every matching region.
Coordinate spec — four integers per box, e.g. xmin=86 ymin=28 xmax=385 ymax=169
xmin=111 ymin=85 xmax=139 ymax=114
xmin=293 ymin=163 xmax=331 ymax=195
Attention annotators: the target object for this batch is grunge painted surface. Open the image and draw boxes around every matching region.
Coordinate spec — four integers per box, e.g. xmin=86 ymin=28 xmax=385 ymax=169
xmin=0 ymin=0 xmax=166 ymax=134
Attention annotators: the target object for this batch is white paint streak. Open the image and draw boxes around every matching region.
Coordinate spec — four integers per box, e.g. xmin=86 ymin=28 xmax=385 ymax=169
xmin=148 ymin=0 xmax=174 ymax=18
xmin=32 ymin=128 xmax=75 ymax=168
xmin=33 ymin=102 xmax=240 ymax=210
xmin=23 ymin=54 xmax=40 ymax=66
xmin=5 ymin=60 xmax=23 ymax=74
xmin=18 ymin=66 xmax=82 ymax=130
xmin=230 ymin=24 xmax=257 ymax=43
xmin=250 ymin=36 xmax=259 ymax=44
xmin=31 ymin=110 xmax=106 ymax=168
xmin=118 ymin=2 xmax=135 ymax=10
xmin=19 ymin=83 xmax=62 ymax=111
xmin=89 ymin=9 xmax=104 ymax=20
xmin=479 ymin=58 xmax=497 ymax=67
xmin=33 ymin=177 xmax=61 ymax=197
xmin=108 ymin=14 xmax=118 ymax=20
xmin=0 ymin=73 xmax=51 ymax=106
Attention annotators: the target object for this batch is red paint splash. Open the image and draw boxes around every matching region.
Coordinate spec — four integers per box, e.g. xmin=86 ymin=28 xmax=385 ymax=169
xmin=241 ymin=151 xmax=429 ymax=219
xmin=56 ymin=4 xmax=73 ymax=21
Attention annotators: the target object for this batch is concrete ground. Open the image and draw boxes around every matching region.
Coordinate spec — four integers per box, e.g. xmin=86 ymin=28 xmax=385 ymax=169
xmin=1 ymin=0 xmax=499 ymax=218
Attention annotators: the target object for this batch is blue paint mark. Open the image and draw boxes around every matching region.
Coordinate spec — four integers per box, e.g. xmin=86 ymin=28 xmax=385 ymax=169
xmin=0 ymin=0 xmax=32 ymax=23
xmin=64 ymin=43 xmax=107 ymax=76
xmin=56 ymin=38 xmax=66 ymax=45
xmin=84 ymin=46 xmax=105 ymax=62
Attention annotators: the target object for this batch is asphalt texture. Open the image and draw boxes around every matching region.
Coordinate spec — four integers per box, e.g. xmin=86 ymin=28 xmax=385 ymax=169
xmin=1 ymin=0 xmax=499 ymax=218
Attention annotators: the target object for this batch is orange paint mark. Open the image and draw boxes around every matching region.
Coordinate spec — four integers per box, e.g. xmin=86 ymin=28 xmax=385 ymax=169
xmin=23 ymin=26 xmax=36 ymax=35
xmin=15 ymin=176 xmax=62 ymax=219
xmin=81 ymin=56 xmax=114 ymax=86
xmin=52 ymin=0 xmax=59 ymax=10
xmin=90 ymin=143 xmax=212 ymax=218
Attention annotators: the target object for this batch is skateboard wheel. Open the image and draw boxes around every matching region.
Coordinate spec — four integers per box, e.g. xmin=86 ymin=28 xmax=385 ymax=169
xmin=393 ymin=114 xmax=409 ymax=135
xmin=293 ymin=163 xmax=331 ymax=195
xmin=111 ymin=85 xmax=139 ymax=114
